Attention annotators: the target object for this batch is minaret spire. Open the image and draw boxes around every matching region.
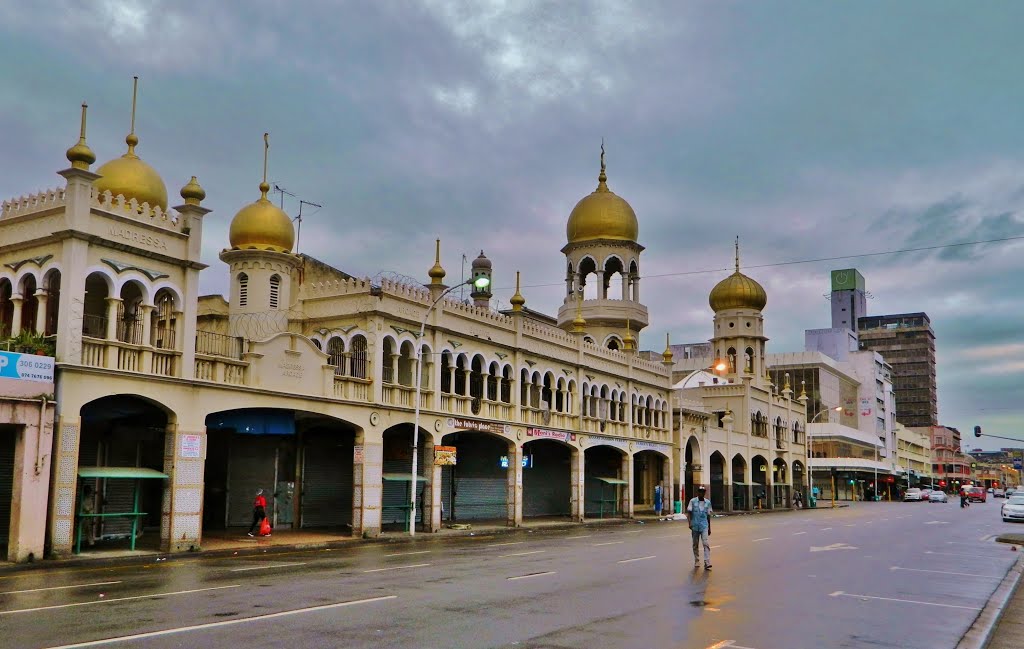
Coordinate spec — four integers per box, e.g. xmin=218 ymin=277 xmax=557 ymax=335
xmin=735 ymin=235 xmax=740 ymax=273
xmin=510 ymin=271 xmax=525 ymax=312
xmin=66 ymin=102 xmax=96 ymax=170
xmin=428 ymin=238 xmax=446 ymax=285
xmin=125 ymin=76 xmax=139 ymax=157
xmin=260 ymin=132 xmax=271 ymax=200
xmin=597 ymin=139 xmax=608 ymax=189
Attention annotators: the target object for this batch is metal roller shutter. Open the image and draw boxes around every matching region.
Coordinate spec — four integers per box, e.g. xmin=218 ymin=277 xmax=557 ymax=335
xmin=301 ymin=435 xmax=353 ymax=528
xmin=0 ymin=429 xmax=15 ymax=546
xmin=522 ymin=442 xmax=571 ymax=517
xmin=228 ymin=436 xmax=278 ymax=527
xmin=101 ymin=440 xmax=138 ymax=538
xmin=441 ymin=465 xmax=453 ymax=521
xmin=381 ymin=459 xmax=425 ymax=525
xmin=451 ymin=476 xmax=506 ymax=520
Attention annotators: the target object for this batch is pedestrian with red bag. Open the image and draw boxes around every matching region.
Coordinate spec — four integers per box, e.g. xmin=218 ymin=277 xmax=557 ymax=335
xmin=247 ymin=489 xmax=270 ymax=537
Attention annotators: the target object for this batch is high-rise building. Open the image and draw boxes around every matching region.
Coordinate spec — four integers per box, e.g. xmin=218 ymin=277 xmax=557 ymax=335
xmin=856 ymin=313 xmax=937 ymax=428
xmin=829 ymin=269 xmax=868 ymax=330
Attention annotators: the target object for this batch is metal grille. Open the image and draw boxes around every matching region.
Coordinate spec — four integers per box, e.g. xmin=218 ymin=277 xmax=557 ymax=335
xmin=0 ymin=429 xmax=14 ymax=545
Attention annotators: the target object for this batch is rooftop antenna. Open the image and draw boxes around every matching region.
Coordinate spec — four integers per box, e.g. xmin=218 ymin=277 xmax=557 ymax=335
xmin=272 ymin=183 xmax=295 ymax=210
xmin=294 ymin=198 xmax=322 ymax=255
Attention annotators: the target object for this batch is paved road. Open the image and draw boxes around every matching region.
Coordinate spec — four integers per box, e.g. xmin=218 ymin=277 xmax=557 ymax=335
xmin=2 ymin=499 xmax=1021 ymax=649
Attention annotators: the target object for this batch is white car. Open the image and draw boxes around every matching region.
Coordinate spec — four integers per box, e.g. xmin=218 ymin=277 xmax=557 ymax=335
xmin=1002 ymin=495 xmax=1024 ymax=522
xmin=903 ymin=488 xmax=923 ymax=502
xmin=929 ymin=491 xmax=949 ymax=503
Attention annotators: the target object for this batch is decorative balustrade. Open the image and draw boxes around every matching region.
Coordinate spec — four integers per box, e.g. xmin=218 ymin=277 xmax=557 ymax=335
xmin=151 ymin=350 xmax=177 ymax=377
xmin=195 ymin=330 xmax=243 ymax=360
xmin=333 ymin=376 xmax=370 ymax=401
xmin=382 ymin=384 xmax=416 ymax=408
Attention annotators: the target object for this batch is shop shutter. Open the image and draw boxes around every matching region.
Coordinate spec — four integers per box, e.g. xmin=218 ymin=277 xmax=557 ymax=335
xmin=0 ymin=430 xmax=15 ymax=546
xmin=228 ymin=436 xmax=278 ymax=527
xmin=441 ymin=465 xmax=453 ymax=521
xmin=451 ymin=476 xmax=506 ymax=520
xmin=382 ymin=459 xmax=423 ymax=525
xmin=101 ymin=440 xmax=139 ymax=538
xmin=301 ymin=436 xmax=353 ymax=528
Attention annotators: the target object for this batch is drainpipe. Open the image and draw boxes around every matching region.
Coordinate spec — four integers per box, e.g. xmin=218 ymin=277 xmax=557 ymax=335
xmin=35 ymin=396 xmax=48 ymax=476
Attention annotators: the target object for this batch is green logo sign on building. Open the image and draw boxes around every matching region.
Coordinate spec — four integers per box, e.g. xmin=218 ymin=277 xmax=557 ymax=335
xmin=831 ymin=268 xmax=865 ymax=292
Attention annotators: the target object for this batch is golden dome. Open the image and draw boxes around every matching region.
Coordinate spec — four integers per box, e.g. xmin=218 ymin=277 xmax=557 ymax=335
xmin=510 ymin=271 xmax=526 ymax=311
xmin=566 ymin=148 xmax=638 ymax=244
xmin=94 ymin=134 xmax=168 ymax=211
xmin=66 ymin=103 xmax=96 ymax=170
xmin=709 ymin=238 xmax=767 ymax=312
xmin=179 ymin=176 xmax=206 ymax=205
xmin=228 ymin=181 xmax=295 ymax=252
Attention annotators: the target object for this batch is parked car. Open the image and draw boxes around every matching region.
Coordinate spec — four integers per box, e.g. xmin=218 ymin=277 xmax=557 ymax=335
xmin=1002 ymin=495 xmax=1024 ymax=522
xmin=903 ymin=488 xmax=923 ymax=502
xmin=929 ymin=490 xmax=949 ymax=503
xmin=967 ymin=486 xmax=987 ymax=503
xmin=994 ymin=489 xmax=1006 ymax=498
xmin=1007 ymin=488 xmax=1016 ymax=498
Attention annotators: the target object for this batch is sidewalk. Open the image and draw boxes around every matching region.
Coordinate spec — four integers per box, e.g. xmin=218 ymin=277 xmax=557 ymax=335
xmin=983 ymin=534 xmax=1024 ymax=648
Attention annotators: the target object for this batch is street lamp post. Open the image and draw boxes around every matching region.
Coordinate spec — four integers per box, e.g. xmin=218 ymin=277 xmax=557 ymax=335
xmin=804 ymin=404 xmax=843 ymax=507
xmin=409 ymin=276 xmax=490 ymax=536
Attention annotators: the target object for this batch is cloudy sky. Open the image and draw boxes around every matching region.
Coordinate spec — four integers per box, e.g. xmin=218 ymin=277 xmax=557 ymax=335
xmin=2 ymin=1 xmax=1022 ymax=450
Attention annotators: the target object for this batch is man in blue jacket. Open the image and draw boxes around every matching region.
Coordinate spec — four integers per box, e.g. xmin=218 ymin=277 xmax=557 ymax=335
xmin=688 ymin=485 xmax=713 ymax=569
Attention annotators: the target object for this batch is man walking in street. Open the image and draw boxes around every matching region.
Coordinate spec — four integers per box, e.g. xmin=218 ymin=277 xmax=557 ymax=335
xmin=688 ymin=485 xmax=713 ymax=570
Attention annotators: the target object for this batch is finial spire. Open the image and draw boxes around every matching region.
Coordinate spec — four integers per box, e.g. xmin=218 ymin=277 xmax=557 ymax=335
xmin=734 ymin=235 xmax=740 ymax=273
xmin=66 ymin=102 xmax=96 ymax=170
xmin=572 ymin=289 xmax=587 ymax=334
xmin=428 ymin=238 xmax=447 ymax=284
xmin=124 ymin=76 xmax=140 ymax=156
xmin=510 ymin=271 xmax=526 ymax=311
xmin=597 ymin=139 xmax=607 ymax=188
xmin=259 ymin=133 xmax=271 ymax=200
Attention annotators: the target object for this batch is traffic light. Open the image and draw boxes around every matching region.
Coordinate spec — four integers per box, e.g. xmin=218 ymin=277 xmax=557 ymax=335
xmin=939 ymin=480 xmax=946 ymax=487
xmin=975 ymin=425 xmax=982 ymax=438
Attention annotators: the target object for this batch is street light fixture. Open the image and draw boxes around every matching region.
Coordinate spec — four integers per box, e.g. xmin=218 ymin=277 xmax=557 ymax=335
xmin=806 ymin=405 xmax=842 ymax=507
xmin=409 ymin=275 xmax=491 ymax=535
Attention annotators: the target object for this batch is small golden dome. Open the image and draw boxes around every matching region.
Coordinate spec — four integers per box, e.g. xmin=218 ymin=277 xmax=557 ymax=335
xmin=94 ymin=134 xmax=168 ymax=211
xmin=510 ymin=271 xmax=526 ymax=311
xmin=228 ymin=181 xmax=295 ymax=252
xmin=180 ymin=176 xmax=205 ymax=205
xmin=709 ymin=238 xmax=767 ymax=312
xmin=66 ymin=103 xmax=95 ymax=170
xmin=566 ymin=147 xmax=638 ymax=244
xmin=662 ymin=333 xmax=674 ymax=364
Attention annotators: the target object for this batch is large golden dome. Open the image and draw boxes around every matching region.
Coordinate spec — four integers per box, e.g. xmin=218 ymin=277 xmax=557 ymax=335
xmin=94 ymin=134 xmax=168 ymax=211
xmin=709 ymin=271 xmax=767 ymax=312
xmin=566 ymin=153 xmax=638 ymax=244
xmin=228 ymin=181 xmax=295 ymax=253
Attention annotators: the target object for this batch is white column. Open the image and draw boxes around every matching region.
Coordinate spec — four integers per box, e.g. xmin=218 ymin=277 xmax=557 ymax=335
xmin=507 ymin=441 xmax=523 ymax=527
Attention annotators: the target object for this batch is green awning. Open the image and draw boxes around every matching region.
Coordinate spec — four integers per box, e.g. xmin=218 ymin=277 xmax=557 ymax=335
xmin=78 ymin=467 xmax=169 ymax=480
xmin=595 ymin=477 xmax=628 ymax=485
xmin=381 ymin=473 xmax=428 ymax=483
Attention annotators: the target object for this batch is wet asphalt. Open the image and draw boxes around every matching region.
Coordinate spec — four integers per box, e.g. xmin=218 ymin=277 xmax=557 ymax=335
xmin=1 ymin=499 xmax=1021 ymax=649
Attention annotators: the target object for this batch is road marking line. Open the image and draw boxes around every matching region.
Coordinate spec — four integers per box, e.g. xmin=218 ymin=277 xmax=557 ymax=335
xmin=704 ymin=641 xmax=733 ymax=649
xmin=507 ymin=571 xmax=555 ymax=581
xmin=0 ymin=585 xmax=240 ymax=616
xmin=792 ymin=532 xmax=806 ymax=536
xmin=622 ymin=530 xmax=644 ymax=534
xmin=925 ymin=550 xmax=1007 ymax=560
xmin=0 ymin=581 xmax=122 ymax=596
xmin=752 ymin=537 xmax=771 ymax=542
xmin=829 ymin=590 xmax=981 ymax=610
xmin=705 ymin=607 xmax=721 ymax=612
xmin=362 ymin=563 xmax=430 ymax=573
xmin=844 ymin=524 xmax=856 ymax=527
xmin=39 ymin=595 xmax=397 ymax=648
xmin=565 ymin=535 xmax=593 ymax=539
xmin=230 ymin=562 xmax=308 ymax=572
xmin=497 ymin=550 xmax=546 ymax=558
xmin=593 ymin=541 xmax=624 ymax=546
xmin=384 ymin=550 xmax=431 ymax=557
xmin=820 ymin=527 xmax=832 ymax=531
xmin=711 ymin=545 xmax=722 ymax=549
xmin=890 ymin=566 xmax=1001 ymax=578
xmin=617 ymin=556 xmax=656 ymax=564
xmin=487 ymin=542 xmax=524 ymax=548
xmin=654 ymin=534 xmax=685 ymax=539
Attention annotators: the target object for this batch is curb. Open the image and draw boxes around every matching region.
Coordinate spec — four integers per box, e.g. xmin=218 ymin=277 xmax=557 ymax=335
xmin=955 ymin=547 xmax=1024 ymax=649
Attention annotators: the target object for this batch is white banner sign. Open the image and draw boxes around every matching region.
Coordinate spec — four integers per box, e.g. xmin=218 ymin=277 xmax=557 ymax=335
xmin=0 ymin=351 xmax=55 ymax=382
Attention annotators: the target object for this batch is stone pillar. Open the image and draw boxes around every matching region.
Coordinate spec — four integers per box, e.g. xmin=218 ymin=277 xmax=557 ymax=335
xmin=34 ymin=289 xmax=48 ymax=335
xmin=664 ymin=454 xmax=675 ymax=516
xmin=424 ymin=436 xmax=442 ymax=532
xmin=461 ymin=369 xmax=471 ymax=397
xmin=10 ymin=295 xmax=23 ymax=336
xmin=570 ymin=447 xmax=585 ymax=521
xmin=621 ymin=452 xmax=634 ymax=518
xmin=6 ymin=399 xmax=55 ymax=562
xmin=621 ymin=274 xmax=629 ymax=300
xmin=507 ymin=441 xmax=523 ymax=527
xmin=162 ymin=424 xmax=206 ymax=553
xmin=47 ymin=415 xmax=81 ymax=557
xmin=139 ymin=304 xmax=154 ymax=370
xmin=352 ymin=430 xmax=382 ymax=537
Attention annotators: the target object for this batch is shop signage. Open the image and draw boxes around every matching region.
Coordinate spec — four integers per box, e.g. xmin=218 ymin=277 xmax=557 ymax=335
xmin=527 ymin=427 xmax=576 ymax=442
xmin=499 ymin=455 xmax=533 ymax=469
xmin=635 ymin=440 xmax=671 ymax=451
xmin=446 ymin=417 xmax=511 ymax=436
xmin=353 ymin=445 xmax=365 ymax=464
xmin=434 ymin=445 xmax=457 ymax=466
xmin=180 ymin=434 xmax=202 ymax=458
xmin=584 ymin=435 xmax=629 ymax=451
xmin=0 ymin=350 xmax=54 ymax=382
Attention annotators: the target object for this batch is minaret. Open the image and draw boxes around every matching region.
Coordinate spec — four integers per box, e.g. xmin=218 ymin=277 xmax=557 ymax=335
xmin=557 ymin=143 xmax=648 ymax=348
xmin=220 ymin=133 xmax=298 ymax=341
xmin=470 ymin=251 xmax=493 ymax=308
xmin=707 ymin=237 xmax=769 ymax=387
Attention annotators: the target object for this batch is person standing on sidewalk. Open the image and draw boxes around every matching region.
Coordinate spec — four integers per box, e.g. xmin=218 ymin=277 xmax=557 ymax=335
xmin=688 ymin=485 xmax=713 ymax=570
xmin=247 ymin=488 xmax=268 ymax=537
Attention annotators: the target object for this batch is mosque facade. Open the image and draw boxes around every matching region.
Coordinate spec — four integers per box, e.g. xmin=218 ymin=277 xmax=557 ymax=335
xmin=0 ymin=89 xmax=806 ymax=561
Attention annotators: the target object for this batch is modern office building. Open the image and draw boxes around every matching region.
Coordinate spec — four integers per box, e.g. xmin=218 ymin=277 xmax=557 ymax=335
xmin=857 ymin=313 xmax=938 ymax=428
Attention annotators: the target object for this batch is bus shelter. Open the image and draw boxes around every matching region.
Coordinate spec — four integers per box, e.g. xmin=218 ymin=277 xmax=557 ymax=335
xmin=76 ymin=466 xmax=169 ymax=554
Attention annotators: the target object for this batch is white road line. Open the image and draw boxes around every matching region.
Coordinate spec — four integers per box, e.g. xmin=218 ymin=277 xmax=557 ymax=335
xmin=230 ymin=562 xmax=308 ymax=572
xmin=820 ymin=527 xmax=833 ymax=531
xmin=829 ymin=590 xmax=981 ymax=610
xmin=0 ymin=585 xmax=240 ymax=616
xmin=384 ymin=550 xmax=431 ymax=557
xmin=564 ymin=535 xmax=593 ymax=540
xmin=617 ymin=556 xmax=656 ymax=564
xmin=39 ymin=595 xmax=397 ymax=648
xmin=711 ymin=545 xmax=722 ymax=549
xmin=925 ymin=550 xmax=1008 ymax=561
xmin=654 ymin=534 xmax=685 ymax=539
xmin=792 ymin=532 xmax=806 ymax=536
xmin=752 ymin=537 xmax=771 ymax=542
xmin=622 ymin=530 xmax=644 ymax=534
xmin=593 ymin=541 xmax=624 ymax=546
xmin=704 ymin=641 xmax=733 ymax=649
xmin=362 ymin=563 xmax=430 ymax=573
xmin=844 ymin=524 xmax=856 ymax=527
xmin=890 ymin=566 xmax=1001 ymax=578
xmin=0 ymin=581 xmax=121 ymax=596
xmin=507 ymin=571 xmax=555 ymax=581
xmin=487 ymin=542 xmax=524 ymax=548
xmin=497 ymin=550 xmax=546 ymax=558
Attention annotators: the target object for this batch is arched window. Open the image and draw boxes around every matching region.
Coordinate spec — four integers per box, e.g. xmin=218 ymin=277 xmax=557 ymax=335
xmin=269 ymin=275 xmax=281 ymax=309
xmin=327 ymin=337 xmax=346 ymax=375
xmin=238 ymin=273 xmax=249 ymax=308
xmin=350 ymin=335 xmax=368 ymax=379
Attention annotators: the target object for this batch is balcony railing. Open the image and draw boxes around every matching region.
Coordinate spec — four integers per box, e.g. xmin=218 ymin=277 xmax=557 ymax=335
xmin=195 ymin=330 xmax=244 ymax=360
